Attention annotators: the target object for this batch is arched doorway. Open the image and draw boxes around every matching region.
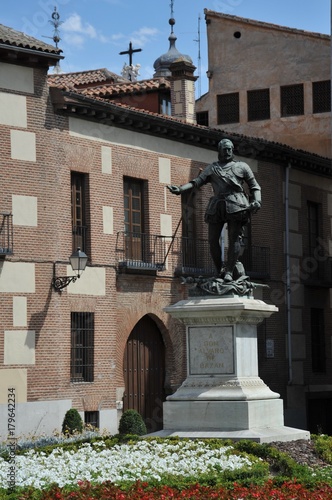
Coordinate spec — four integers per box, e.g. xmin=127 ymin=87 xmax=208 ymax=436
xmin=123 ymin=315 xmax=166 ymax=432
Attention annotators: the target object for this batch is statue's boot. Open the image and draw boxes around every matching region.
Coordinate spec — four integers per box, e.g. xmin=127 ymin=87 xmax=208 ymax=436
xmin=223 ymin=271 xmax=233 ymax=282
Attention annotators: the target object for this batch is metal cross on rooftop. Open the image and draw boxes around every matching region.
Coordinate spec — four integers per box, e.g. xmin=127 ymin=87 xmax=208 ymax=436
xmin=119 ymin=42 xmax=142 ymax=67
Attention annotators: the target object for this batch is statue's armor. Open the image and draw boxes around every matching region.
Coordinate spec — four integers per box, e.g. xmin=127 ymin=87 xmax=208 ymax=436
xmin=191 ymin=160 xmax=261 ymax=222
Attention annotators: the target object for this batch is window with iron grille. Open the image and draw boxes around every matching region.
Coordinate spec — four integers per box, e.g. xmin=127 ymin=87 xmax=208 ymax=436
xmin=71 ymin=312 xmax=94 ymax=382
xmin=85 ymin=411 xmax=99 ymax=429
xmin=217 ymin=92 xmax=239 ymax=124
xmin=247 ymin=89 xmax=270 ymax=121
xmin=71 ymin=172 xmax=90 ymax=255
xmin=311 ymin=308 xmax=325 ymax=373
xmin=313 ymin=80 xmax=331 ymax=114
xmin=280 ymin=84 xmax=304 ymax=117
xmin=196 ymin=111 xmax=209 ymax=126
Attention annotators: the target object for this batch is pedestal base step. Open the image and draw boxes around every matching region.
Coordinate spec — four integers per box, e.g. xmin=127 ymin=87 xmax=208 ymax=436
xmin=163 ymin=399 xmax=285 ymax=430
xmin=148 ymin=426 xmax=310 ymax=444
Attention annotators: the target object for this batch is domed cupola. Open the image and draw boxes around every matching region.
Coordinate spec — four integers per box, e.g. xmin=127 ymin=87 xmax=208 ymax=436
xmin=153 ymin=17 xmax=193 ymax=77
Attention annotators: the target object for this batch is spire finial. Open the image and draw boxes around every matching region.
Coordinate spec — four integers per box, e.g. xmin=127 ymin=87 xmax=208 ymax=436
xmin=49 ymin=6 xmax=62 ymax=49
xmin=43 ymin=6 xmax=62 ymax=73
xmin=169 ymin=0 xmax=175 ymax=33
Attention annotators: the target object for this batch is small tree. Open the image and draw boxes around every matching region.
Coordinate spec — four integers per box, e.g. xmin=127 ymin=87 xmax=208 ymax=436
xmin=62 ymin=408 xmax=83 ymax=435
xmin=118 ymin=409 xmax=147 ymax=436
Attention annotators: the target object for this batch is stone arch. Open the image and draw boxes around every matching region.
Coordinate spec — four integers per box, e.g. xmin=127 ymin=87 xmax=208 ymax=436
xmin=123 ymin=314 xmax=166 ymax=432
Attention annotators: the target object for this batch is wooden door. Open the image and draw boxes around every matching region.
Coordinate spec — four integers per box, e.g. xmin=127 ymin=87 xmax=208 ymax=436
xmin=123 ymin=315 xmax=165 ymax=433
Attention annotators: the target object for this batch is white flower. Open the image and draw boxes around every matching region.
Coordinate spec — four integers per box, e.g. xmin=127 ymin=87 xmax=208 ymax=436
xmin=0 ymin=439 xmax=255 ymax=489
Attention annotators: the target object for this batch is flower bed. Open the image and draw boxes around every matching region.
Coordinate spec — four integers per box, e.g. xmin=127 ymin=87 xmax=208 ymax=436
xmin=0 ymin=439 xmax=260 ymax=489
xmin=0 ymin=436 xmax=332 ymax=499
xmin=11 ymin=480 xmax=332 ymax=499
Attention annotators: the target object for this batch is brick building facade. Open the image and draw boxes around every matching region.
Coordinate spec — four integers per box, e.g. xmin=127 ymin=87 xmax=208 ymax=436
xmin=0 ymin=20 xmax=331 ymax=439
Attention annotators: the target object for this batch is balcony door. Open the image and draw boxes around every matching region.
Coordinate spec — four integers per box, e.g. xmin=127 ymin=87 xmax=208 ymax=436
xmin=124 ymin=178 xmax=144 ymax=261
xmin=71 ymin=172 xmax=89 ymax=253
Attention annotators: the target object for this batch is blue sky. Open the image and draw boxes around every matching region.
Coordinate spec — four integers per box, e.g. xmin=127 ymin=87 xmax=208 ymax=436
xmin=2 ymin=0 xmax=331 ymax=96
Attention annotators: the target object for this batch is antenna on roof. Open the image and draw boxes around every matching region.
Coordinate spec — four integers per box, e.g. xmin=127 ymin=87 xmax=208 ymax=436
xmin=43 ymin=6 xmax=62 ymax=73
xmin=194 ymin=14 xmax=202 ymax=98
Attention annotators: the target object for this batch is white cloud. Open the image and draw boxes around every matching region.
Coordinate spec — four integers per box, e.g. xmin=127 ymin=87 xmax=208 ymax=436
xmin=62 ymin=33 xmax=85 ymax=49
xmin=131 ymin=27 xmax=159 ymax=47
xmin=111 ymin=33 xmax=125 ymax=42
xmin=99 ymin=34 xmax=109 ymax=44
xmin=111 ymin=27 xmax=159 ymax=49
xmin=62 ymin=13 xmax=109 ymax=46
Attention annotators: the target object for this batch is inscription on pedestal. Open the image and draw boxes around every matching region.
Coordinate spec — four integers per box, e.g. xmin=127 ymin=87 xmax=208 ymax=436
xmin=188 ymin=326 xmax=234 ymax=375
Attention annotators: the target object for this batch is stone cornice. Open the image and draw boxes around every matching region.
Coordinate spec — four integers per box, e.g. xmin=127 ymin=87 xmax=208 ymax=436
xmin=50 ymin=87 xmax=332 ymax=178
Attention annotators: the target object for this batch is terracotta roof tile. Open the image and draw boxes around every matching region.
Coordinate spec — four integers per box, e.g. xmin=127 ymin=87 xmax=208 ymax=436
xmin=0 ymin=23 xmax=61 ymax=54
xmin=48 ymin=68 xmax=127 ymax=88
xmin=80 ymin=78 xmax=170 ymax=97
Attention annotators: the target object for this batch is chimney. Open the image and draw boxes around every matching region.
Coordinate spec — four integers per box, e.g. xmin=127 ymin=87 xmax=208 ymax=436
xmin=169 ymin=59 xmax=197 ymax=124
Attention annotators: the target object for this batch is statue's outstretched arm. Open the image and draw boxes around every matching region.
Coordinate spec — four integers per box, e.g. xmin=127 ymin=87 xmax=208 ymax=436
xmin=167 ymin=182 xmax=194 ymax=195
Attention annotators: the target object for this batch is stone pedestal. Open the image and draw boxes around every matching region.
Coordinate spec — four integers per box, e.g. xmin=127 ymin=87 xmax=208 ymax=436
xmin=153 ymin=295 xmax=309 ymax=443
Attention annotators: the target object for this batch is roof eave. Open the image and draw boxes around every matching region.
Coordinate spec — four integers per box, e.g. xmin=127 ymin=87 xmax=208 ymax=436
xmin=0 ymin=43 xmax=63 ymax=67
xmin=50 ymin=88 xmax=332 ymax=178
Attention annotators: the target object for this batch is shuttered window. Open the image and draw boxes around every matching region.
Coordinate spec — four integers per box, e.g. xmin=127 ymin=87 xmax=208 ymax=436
xmin=247 ymin=88 xmax=270 ymax=121
xmin=217 ymin=92 xmax=239 ymax=124
xmin=280 ymin=84 xmax=304 ymax=117
xmin=313 ymin=80 xmax=331 ymax=114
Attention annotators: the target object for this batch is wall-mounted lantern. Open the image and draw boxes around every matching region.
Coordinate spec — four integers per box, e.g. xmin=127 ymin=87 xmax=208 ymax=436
xmin=52 ymin=247 xmax=88 ymax=291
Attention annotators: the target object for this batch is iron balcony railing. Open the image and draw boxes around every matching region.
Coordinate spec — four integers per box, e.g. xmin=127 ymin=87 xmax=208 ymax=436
xmin=72 ymin=225 xmax=88 ymax=254
xmin=0 ymin=212 xmax=13 ymax=255
xmin=116 ymin=231 xmax=270 ymax=280
xmin=116 ymin=231 xmax=167 ymax=271
xmin=172 ymin=236 xmax=215 ymax=276
xmin=241 ymin=246 xmax=271 ymax=280
xmin=174 ymin=236 xmax=270 ymax=280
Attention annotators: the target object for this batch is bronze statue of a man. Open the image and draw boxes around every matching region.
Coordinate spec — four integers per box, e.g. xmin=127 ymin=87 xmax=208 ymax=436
xmin=168 ymin=139 xmax=261 ymax=282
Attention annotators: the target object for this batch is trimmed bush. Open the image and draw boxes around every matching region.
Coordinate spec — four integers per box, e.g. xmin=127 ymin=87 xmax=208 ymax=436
xmin=118 ymin=409 xmax=147 ymax=436
xmin=62 ymin=408 xmax=83 ymax=435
